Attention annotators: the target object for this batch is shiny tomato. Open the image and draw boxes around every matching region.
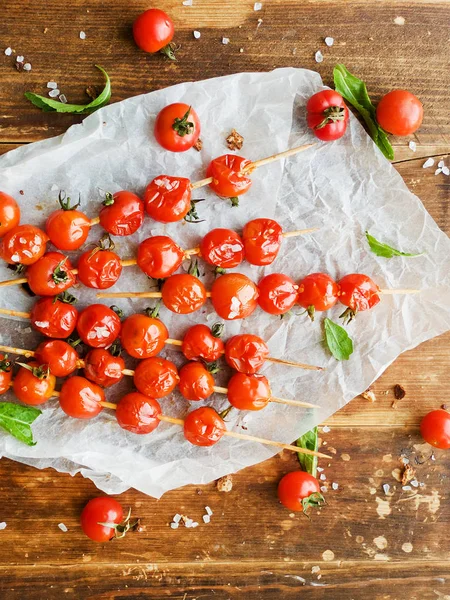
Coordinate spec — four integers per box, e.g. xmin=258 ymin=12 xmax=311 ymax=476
xmin=34 ymin=340 xmax=79 ymax=377
xmin=133 ymin=8 xmax=175 ymax=55
xmin=183 ymin=406 xmax=226 ymax=447
xmin=144 ymin=176 xmax=192 ymax=223
xmin=26 ymin=252 xmax=76 ymax=296
xmin=84 ymin=349 xmax=125 ymax=388
xmin=77 ymin=247 xmax=122 ymax=290
xmin=45 ymin=192 xmax=90 ymax=251
xmin=59 ymin=375 xmax=104 ymax=419
xmin=30 ymin=295 xmax=78 ymax=339
xmin=297 ymin=273 xmax=339 ymax=320
xmin=116 ymin=392 xmax=162 ymax=435
xmin=80 ymin=497 xmax=124 ymax=542
xmin=376 ymin=90 xmax=423 ymax=136
xmin=0 ymin=354 xmax=13 ymax=395
xmin=258 ymin=273 xmax=298 ymax=315
xmin=0 ymin=192 xmax=20 ymax=237
xmin=181 ymin=323 xmax=224 ymax=363
xmin=242 ymin=218 xmax=283 ymax=266
xmin=200 ymin=229 xmax=245 ymax=269
xmin=0 ymin=224 xmax=48 ymax=265
xmin=306 ymin=90 xmax=349 ymax=141
xmin=227 ymin=372 xmax=271 ymax=411
xmin=13 ymin=361 xmax=56 ymax=406
xmin=206 ymin=155 xmax=252 ymax=198
xmin=225 ymin=334 xmax=269 ymax=374
xmin=77 ymin=304 xmax=121 ymax=349
xmin=178 ymin=362 xmax=215 ymax=401
xmin=161 ymin=274 xmax=207 ymax=314
xmin=277 ymin=471 xmax=323 ymax=513
xmin=338 ymin=273 xmax=381 ymax=314
xmin=120 ymin=313 xmax=168 ymax=358
xmin=137 ymin=236 xmax=185 ymax=279
xmin=154 ymin=104 xmax=200 ymax=153
xmin=420 ymin=410 xmax=450 ymax=449
xmin=133 ymin=357 xmax=179 ymax=398
xmin=99 ymin=191 xmax=144 ymax=237
xmin=210 ymin=273 xmax=259 ymax=320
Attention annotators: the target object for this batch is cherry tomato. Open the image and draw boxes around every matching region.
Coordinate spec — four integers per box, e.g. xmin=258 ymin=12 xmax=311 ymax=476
xmin=210 ymin=273 xmax=259 ymax=320
xmin=34 ymin=340 xmax=78 ymax=377
xmin=420 ymin=410 xmax=450 ymax=449
xmin=116 ymin=392 xmax=162 ymax=435
xmin=154 ymin=103 xmax=200 ymax=153
xmin=181 ymin=323 xmax=224 ymax=363
xmin=200 ymin=229 xmax=245 ymax=269
xmin=120 ymin=313 xmax=168 ymax=359
xmin=99 ymin=191 xmax=144 ymax=237
xmin=297 ymin=273 xmax=339 ymax=320
xmin=0 ymin=192 xmax=20 ymax=238
xmin=376 ymin=90 xmax=423 ymax=136
xmin=161 ymin=274 xmax=207 ymax=314
xmin=178 ymin=362 xmax=215 ymax=401
xmin=306 ymin=90 xmax=349 ymax=141
xmin=59 ymin=376 xmax=104 ymax=419
xmin=0 ymin=354 xmax=13 ymax=395
xmin=144 ymin=176 xmax=192 ymax=223
xmin=258 ymin=273 xmax=298 ymax=315
xmin=206 ymin=155 xmax=252 ymax=198
xmin=277 ymin=471 xmax=323 ymax=512
xmin=13 ymin=362 xmax=56 ymax=406
xmin=45 ymin=193 xmax=90 ymax=251
xmin=338 ymin=273 xmax=381 ymax=313
xmin=0 ymin=224 xmax=48 ymax=265
xmin=227 ymin=373 xmax=271 ymax=411
xmin=77 ymin=247 xmax=122 ymax=290
xmin=224 ymin=334 xmax=269 ymax=374
xmin=80 ymin=497 xmax=124 ymax=542
xmin=183 ymin=406 xmax=226 ymax=447
xmin=137 ymin=236 xmax=185 ymax=279
xmin=26 ymin=252 xmax=76 ymax=296
xmin=77 ymin=304 xmax=121 ymax=349
xmin=30 ymin=295 xmax=78 ymax=339
xmin=133 ymin=357 xmax=179 ymax=398
xmin=242 ymin=218 xmax=283 ymax=266
xmin=84 ymin=349 xmax=125 ymax=388
xmin=133 ymin=8 xmax=174 ymax=55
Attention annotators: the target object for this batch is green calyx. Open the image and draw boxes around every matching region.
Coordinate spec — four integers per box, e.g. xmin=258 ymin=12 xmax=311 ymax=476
xmin=302 ymin=492 xmax=326 ymax=517
xmin=58 ymin=190 xmax=81 ymax=211
xmin=314 ymin=106 xmax=346 ymax=130
xmin=211 ymin=323 xmax=224 ymax=338
xmin=172 ymin=106 xmax=194 ymax=137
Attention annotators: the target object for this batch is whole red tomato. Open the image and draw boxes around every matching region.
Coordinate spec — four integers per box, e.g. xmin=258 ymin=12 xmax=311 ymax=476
xmin=144 ymin=176 xmax=192 ymax=223
xmin=277 ymin=471 xmax=324 ymax=513
xmin=297 ymin=273 xmax=339 ymax=320
xmin=242 ymin=218 xmax=283 ymax=266
xmin=0 ymin=192 xmax=20 ymax=237
xmin=183 ymin=407 xmax=226 ymax=447
xmin=77 ymin=246 xmax=122 ymax=290
xmin=206 ymin=155 xmax=252 ymax=199
xmin=258 ymin=273 xmax=298 ymax=315
xmin=200 ymin=229 xmax=245 ymax=269
xmin=84 ymin=349 xmax=125 ymax=388
xmin=0 ymin=224 xmax=48 ymax=265
xmin=178 ymin=362 xmax=215 ymax=401
xmin=181 ymin=323 xmax=225 ymax=363
xmin=116 ymin=392 xmax=162 ymax=435
xmin=161 ymin=274 xmax=207 ymax=314
xmin=224 ymin=334 xmax=269 ymax=374
xmin=133 ymin=8 xmax=175 ymax=56
xmin=34 ymin=340 xmax=79 ymax=377
xmin=59 ymin=376 xmax=104 ymax=419
xmin=80 ymin=497 xmax=125 ymax=542
xmin=77 ymin=304 xmax=121 ymax=349
xmin=306 ymin=90 xmax=349 ymax=141
xmin=133 ymin=357 xmax=179 ymax=398
xmin=0 ymin=354 xmax=13 ymax=395
xmin=420 ymin=410 xmax=450 ymax=449
xmin=338 ymin=273 xmax=381 ymax=320
xmin=210 ymin=273 xmax=259 ymax=320
xmin=27 ymin=252 xmax=76 ymax=296
xmin=137 ymin=236 xmax=185 ymax=279
xmin=30 ymin=294 xmax=78 ymax=339
xmin=45 ymin=192 xmax=91 ymax=251
xmin=13 ymin=362 xmax=56 ymax=406
xmin=376 ymin=90 xmax=423 ymax=136
xmin=154 ymin=104 xmax=200 ymax=153
xmin=99 ymin=191 xmax=144 ymax=237
xmin=120 ymin=313 xmax=168 ymax=359
xmin=227 ymin=372 xmax=271 ymax=411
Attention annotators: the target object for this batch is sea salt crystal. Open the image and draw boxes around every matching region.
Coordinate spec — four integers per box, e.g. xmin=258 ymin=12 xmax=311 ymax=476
xmin=79 ymin=31 xmax=86 ymax=40
xmin=23 ymin=63 xmax=32 ymax=71
xmin=438 ymin=160 xmax=445 ymax=168
xmin=254 ymin=2 xmax=262 ymax=10
xmin=173 ymin=514 xmax=181 ymax=523
xmin=16 ymin=56 xmax=24 ymax=63
xmin=320 ymin=474 xmax=326 ymax=481
xmin=324 ymin=37 xmax=334 ymax=47
xmin=182 ymin=0 xmax=193 ymax=5
xmin=315 ymin=50 xmax=324 ymax=63
xmin=191 ymin=522 xmax=199 ymax=528
xmin=0 ymin=522 xmax=7 ymax=530
xmin=435 ymin=168 xmax=442 ymax=176
xmin=442 ymin=166 xmax=450 ymax=176
xmin=170 ymin=522 xmax=179 ymax=529
xmin=431 ymin=454 xmax=436 ymax=461
xmin=331 ymin=482 xmax=339 ymax=490
xmin=410 ymin=480 xmax=419 ymax=488
xmin=383 ymin=483 xmax=390 ymax=495
xmin=58 ymin=523 xmax=68 ymax=532
xmin=402 ymin=485 xmax=412 ymax=491
xmin=202 ymin=515 xmax=210 ymax=524
xmin=322 ymin=426 xmax=331 ymax=433
xmin=408 ymin=141 xmax=417 ymax=152
xmin=205 ymin=506 xmax=213 ymax=516
xmin=320 ymin=486 xmax=327 ymax=493
xmin=48 ymin=89 xmax=60 ymax=98
xmin=4 ymin=47 xmax=12 ymax=56
xmin=222 ymin=37 xmax=230 ymax=45
xmin=193 ymin=30 xmax=201 ymax=39
xmin=317 ymin=467 xmax=324 ymax=473
xmin=47 ymin=81 xmax=58 ymax=89
xmin=311 ymin=566 xmax=320 ymax=574
xmin=184 ymin=518 xmax=193 ymax=528
xmin=59 ymin=94 xmax=68 ymax=104
xmin=422 ymin=158 xmax=434 ymax=168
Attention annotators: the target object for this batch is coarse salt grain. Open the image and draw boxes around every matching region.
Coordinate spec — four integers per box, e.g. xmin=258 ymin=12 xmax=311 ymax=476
xmin=322 ymin=426 xmax=331 ymax=433
xmin=443 ymin=166 xmax=450 ymax=176
xmin=173 ymin=514 xmax=181 ymax=523
xmin=254 ymin=2 xmax=262 ymax=10
xmin=182 ymin=0 xmax=193 ymax=5
xmin=48 ymin=89 xmax=60 ymax=98
xmin=438 ymin=160 xmax=445 ymax=168
xmin=16 ymin=56 xmax=24 ymax=63
xmin=409 ymin=141 xmax=417 ymax=152
xmin=170 ymin=522 xmax=179 ymax=529
xmin=59 ymin=94 xmax=68 ymax=104
xmin=23 ymin=63 xmax=32 ymax=71
xmin=205 ymin=506 xmax=213 ymax=516
xmin=311 ymin=566 xmax=320 ymax=574
xmin=222 ymin=37 xmax=230 ymax=45
xmin=320 ymin=474 xmax=326 ymax=481
xmin=383 ymin=483 xmax=390 ymax=495
xmin=202 ymin=515 xmax=210 ymax=524
xmin=4 ymin=47 xmax=12 ymax=56
xmin=193 ymin=30 xmax=201 ymax=39
xmin=324 ymin=37 xmax=334 ymax=47
xmin=435 ymin=168 xmax=442 ymax=176
xmin=315 ymin=50 xmax=324 ymax=63
xmin=79 ymin=31 xmax=86 ymax=40
xmin=402 ymin=485 xmax=412 ymax=491
xmin=331 ymin=482 xmax=339 ymax=490
xmin=422 ymin=158 xmax=434 ymax=168
xmin=0 ymin=522 xmax=7 ymax=530
xmin=431 ymin=454 xmax=436 ymax=461
xmin=47 ymin=81 xmax=58 ymax=89
xmin=410 ymin=480 xmax=419 ymax=488
xmin=317 ymin=467 xmax=324 ymax=473
xmin=191 ymin=522 xmax=199 ymax=528
xmin=58 ymin=523 xmax=68 ymax=532
xmin=320 ymin=486 xmax=327 ymax=493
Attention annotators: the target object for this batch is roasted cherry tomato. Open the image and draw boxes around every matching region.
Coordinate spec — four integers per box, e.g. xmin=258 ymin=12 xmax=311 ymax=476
xmin=258 ymin=273 xmax=298 ymax=315
xmin=30 ymin=295 xmax=78 ymax=339
xmin=227 ymin=372 xmax=271 ymax=411
xmin=338 ymin=273 xmax=381 ymax=317
xmin=206 ymin=155 xmax=252 ymax=198
xmin=224 ymin=334 xmax=269 ymax=374
xmin=133 ymin=357 xmax=179 ymax=399
xmin=34 ymin=340 xmax=79 ymax=377
xmin=77 ymin=304 xmax=121 ymax=349
xmin=277 ymin=471 xmax=323 ymax=513
xmin=376 ymin=90 xmax=423 ymax=136
xmin=178 ymin=362 xmax=215 ymax=401
xmin=0 ymin=354 xmax=13 ymax=395
xmin=420 ymin=410 xmax=450 ymax=449
xmin=59 ymin=376 xmax=104 ymax=419
xmin=210 ymin=273 xmax=259 ymax=320
xmin=45 ymin=192 xmax=91 ymax=251
xmin=154 ymin=103 xmax=200 ymax=153
xmin=84 ymin=349 xmax=125 ymax=388
xmin=99 ymin=191 xmax=144 ymax=237
xmin=133 ymin=8 xmax=175 ymax=56
xmin=161 ymin=274 xmax=207 ymax=314
xmin=26 ymin=252 xmax=76 ymax=296
xmin=137 ymin=236 xmax=185 ymax=279
xmin=0 ymin=224 xmax=48 ymax=265
xmin=183 ymin=406 xmax=226 ymax=447
xmin=306 ymin=90 xmax=349 ymax=142
xmin=297 ymin=272 xmax=339 ymax=320
xmin=80 ymin=497 xmax=125 ymax=542
xmin=242 ymin=218 xmax=283 ymax=266
xmin=144 ymin=176 xmax=192 ymax=223
xmin=181 ymin=323 xmax=224 ymax=363
xmin=116 ymin=392 xmax=162 ymax=435
xmin=120 ymin=313 xmax=168 ymax=359
xmin=77 ymin=246 xmax=122 ymax=290
xmin=200 ymin=229 xmax=245 ymax=269
xmin=0 ymin=192 xmax=20 ymax=238
xmin=13 ymin=362 xmax=56 ymax=406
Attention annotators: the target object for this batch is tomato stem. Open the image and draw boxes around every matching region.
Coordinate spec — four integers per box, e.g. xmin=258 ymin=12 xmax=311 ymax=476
xmin=103 ymin=192 xmax=115 ymax=206
xmin=145 ymin=301 xmax=161 ymax=319
xmin=314 ymin=106 xmax=346 ymax=130
xmin=55 ymin=291 xmax=77 ymax=305
xmin=211 ymin=323 xmax=224 ymax=338
xmin=172 ymin=106 xmax=194 ymax=137
xmin=17 ymin=361 xmax=50 ymax=380
xmin=0 ymin=355 xmax=12 ymax=373
xmin=229 ymin=197 xmax=239 ymax=208
xmin=98 ymin=233 xmax=115 ymax=251
xmin=110 ymin=305 xmax=124 ymax=319
xmin=52 ymin=259 xmax=70 ymax=285
xmin=184 ymin=199 xmax=205 ymax=224
xmin=58 ymin=190 xmax=81 ymax=211
xmin=160 ymin=42 xmax=178 ymax=61
xmin=339 ymin=307 xmax=357 ymax=325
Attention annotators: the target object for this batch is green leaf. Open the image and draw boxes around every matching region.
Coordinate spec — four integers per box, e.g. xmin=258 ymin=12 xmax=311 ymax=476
xmin=365 ymin=231 xmax=424 ymax=259
xmin=324 ymin=318 xmax=354 ymax=361
xmin=333 ymin=64 xmax=394 ymax=160
xmin=296 ymin=426 xmax=319 ymax=478
xmin=24 ymin=65 xmax=111 ymax=115
xmin=0 ymin=402 xmax=41 ymax=446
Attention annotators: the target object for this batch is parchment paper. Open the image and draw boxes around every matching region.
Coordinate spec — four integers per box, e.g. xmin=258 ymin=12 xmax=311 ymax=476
xmin=0 ymin=68 xmax=449 ymax=497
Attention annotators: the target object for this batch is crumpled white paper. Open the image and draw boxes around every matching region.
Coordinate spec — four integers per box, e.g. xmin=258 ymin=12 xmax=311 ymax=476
xmin=0 ymin=68 xmax=449 ymax=498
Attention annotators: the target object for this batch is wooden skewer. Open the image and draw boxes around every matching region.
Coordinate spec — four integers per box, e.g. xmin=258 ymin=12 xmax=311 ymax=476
xmin=90 ymin=217 xmax=100 ymax=226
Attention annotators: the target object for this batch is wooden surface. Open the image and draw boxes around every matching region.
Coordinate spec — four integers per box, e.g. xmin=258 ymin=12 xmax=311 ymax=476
xmin=1 ymin=1 xmax=450 ymax=598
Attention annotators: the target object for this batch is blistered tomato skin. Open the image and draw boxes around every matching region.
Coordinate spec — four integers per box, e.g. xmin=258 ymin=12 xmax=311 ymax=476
xmin=133 ymin=357 xmax=179 ymax=398
xmin=227 ymin=373 xmax=271 ymax=411
xmin=210 ymin=273 xmax=259 ymax=320
xmin=224 ymin=334 xmax=269 ymax=374
xmin=84 ymin=349 xmax=125 ymax=388
xmin=206 ymin=155 xmax=252 ymax=198
xmin=183 ymin=407 xmax=226 ymax=447
xmin=258 ymin=273 xmax=298 ymax=315
xmin=30 ymin=297 xmax=78 ymax=339
xmin=77 ymin=248 xmax=122 ymax=290
xmin=77 ymin=305 xmax=121 ymax=349
xmin=338 ymin=273 xmax=381 ymax=312
xmin=144 ymin=176 xmax=192 ymax=223
xmin=0 ymin=192 xmax=20 ymax=237
xmin=99 ymin=191 xmax=144 ymax=237
xmin=59 ymin=376 xmax=105 ymax=419
xmin=242 ymin=219 xmax=283 ymax=266
xmin=116 ymin=392 xmax=162 ymax=435
xmin=297 ymin=273 xmax=339 ymax=313
xmin=120 ymin=314 xmax=168 ymax=359
xmin=178 ymin=362 xmax=215 ymax=401
xmin=0 ymin=224 xmax=48 ymax=265
xmin=26 ymin=252 xmax=76 ymax=296
xmin=137 ymin=236 xmax=185 ymax=279
xmin=34 ymin=340 xmax=79 ymax=377
xmin=13 ymin=362 xmax=56 ymax=406
xmin=45 ymin=209 xmax=90 ymax=251
xmin=161 ymin=274 xmax=207 ymax=314
xmin=181 ymin=324 xmax=225 ymax=363
xmin=200 ymin=229 xmax=245 ymax=269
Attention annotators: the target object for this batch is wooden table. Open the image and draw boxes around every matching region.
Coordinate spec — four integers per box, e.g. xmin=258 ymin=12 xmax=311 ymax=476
xmin=1 ymin=2 xmax=449 ymax=598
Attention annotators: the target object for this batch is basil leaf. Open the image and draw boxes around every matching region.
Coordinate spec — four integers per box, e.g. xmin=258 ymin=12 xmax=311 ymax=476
xmin=296 ymin=426 xmax=318 ymax=478
xmin=365 ymin=231 xmax=424 ymax=258
xmin=0 ymin=402 xmax=41 ymax=446
xmin=24 ymin=65 xmax=111 ymax=115
xmin=324 ymin=318 xmax=353 ymax=361
xmin=333 ymin=64 xmax=394 ymax=160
